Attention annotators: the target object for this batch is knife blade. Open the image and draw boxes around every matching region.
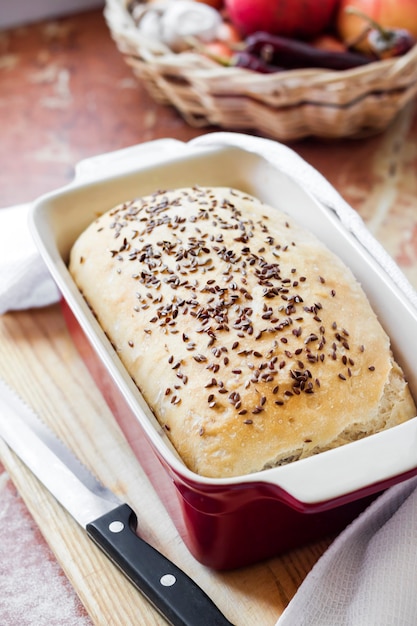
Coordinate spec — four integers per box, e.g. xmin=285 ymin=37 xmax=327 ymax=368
xmin=0 ymin=378 xmax=234 ymax=626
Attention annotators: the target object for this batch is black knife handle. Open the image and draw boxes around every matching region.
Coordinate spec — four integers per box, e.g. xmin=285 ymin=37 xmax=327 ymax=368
xmin=86 ymin=503 xmax=235 ymax=626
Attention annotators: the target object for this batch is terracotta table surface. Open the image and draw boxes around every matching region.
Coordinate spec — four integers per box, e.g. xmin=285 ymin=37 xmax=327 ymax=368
xmin=1 ymin=7 xmax=417 ymax=626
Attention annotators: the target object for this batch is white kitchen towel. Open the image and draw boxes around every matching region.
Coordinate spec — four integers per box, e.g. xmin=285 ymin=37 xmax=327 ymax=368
xmin=0 ymin=203 xmax=59 ymax=315
xmin=276 ymin=475 xmax=417 ymax=626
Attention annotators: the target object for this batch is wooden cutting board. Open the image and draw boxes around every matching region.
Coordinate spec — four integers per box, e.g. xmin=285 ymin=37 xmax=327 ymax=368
xmin=0 ymin=304 xmax=332 ymax=625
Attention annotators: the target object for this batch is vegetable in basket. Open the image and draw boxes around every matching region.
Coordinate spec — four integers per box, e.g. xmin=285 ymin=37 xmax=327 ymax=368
xmin=344 ymin=7 xmax=416 ymax=58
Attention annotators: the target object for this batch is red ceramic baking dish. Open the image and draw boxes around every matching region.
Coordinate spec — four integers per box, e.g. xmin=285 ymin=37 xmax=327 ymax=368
xmin=30 ymin=135 xmax=417 ymax=570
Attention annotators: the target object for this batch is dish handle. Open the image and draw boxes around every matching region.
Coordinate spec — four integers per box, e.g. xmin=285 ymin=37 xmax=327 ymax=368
xmin=73 ymin=139 xmax=188 ymax=184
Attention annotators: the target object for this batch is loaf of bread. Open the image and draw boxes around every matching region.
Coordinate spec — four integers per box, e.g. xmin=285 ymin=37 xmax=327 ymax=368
xmin=69 ymin=186 xmax=416 ymax=478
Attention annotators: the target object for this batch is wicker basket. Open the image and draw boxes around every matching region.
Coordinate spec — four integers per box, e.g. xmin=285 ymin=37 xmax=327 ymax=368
xmin=104 ymin=0 xmax=417 ymax=140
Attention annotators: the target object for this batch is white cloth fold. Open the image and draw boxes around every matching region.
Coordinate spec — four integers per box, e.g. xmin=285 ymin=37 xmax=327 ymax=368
xmin=2 ymin=134 xmax=417 ymax=625
xmin=276 ymin=475 xmax=417 ymax=626
xmin=0 ymin=204 xmax=59 ymax=315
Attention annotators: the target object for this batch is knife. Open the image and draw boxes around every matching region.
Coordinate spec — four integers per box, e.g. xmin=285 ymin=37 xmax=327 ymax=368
xmin=0 ymin=378 xmax=234 ymax=626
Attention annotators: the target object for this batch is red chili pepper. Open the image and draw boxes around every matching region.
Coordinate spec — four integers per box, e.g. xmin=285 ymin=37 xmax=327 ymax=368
xmin=345 ymin=7 xmax=416 ymax=59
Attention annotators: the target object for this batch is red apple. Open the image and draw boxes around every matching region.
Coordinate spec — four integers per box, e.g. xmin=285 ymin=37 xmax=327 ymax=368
xmin=337 ymin=0 xmax=417 ymax=51
xmin=224 ymin=0 xmax=341 ymax=39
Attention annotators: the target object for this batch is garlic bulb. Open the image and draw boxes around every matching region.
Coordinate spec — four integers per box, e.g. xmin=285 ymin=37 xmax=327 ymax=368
xmin=136 ymin=1 xmax=222 ymax=52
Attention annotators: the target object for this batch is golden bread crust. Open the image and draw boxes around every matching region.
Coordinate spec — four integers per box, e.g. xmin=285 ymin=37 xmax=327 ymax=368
xmin=69 ymin=187 xmax=416 ymax=477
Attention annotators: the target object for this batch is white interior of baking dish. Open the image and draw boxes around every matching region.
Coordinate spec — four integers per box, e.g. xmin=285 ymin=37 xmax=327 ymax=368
xmin=29 ymin=138 xmax=417 ymax=504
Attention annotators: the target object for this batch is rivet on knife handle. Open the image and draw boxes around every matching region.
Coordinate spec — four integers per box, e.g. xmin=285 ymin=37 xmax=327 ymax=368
xmin=87 ymin=503 xmax=234 ymax=626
